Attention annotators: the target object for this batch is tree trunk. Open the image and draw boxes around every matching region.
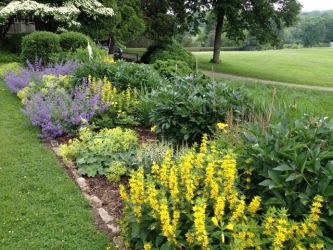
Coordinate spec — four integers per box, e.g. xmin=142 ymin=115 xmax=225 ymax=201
xmin=0 ymin=24 xmax=11 ymax=48
xmin=108 ymin=35 xmax=115 ymax=55
xmin=212 ymin=7 xmax=225 ymax=63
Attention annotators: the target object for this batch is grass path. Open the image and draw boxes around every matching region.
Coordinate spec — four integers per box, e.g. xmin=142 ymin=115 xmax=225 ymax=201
xmin=0 ymin=84 xmax=109 ymax=249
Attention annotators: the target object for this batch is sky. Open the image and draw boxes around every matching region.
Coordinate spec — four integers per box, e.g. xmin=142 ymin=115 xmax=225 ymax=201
xmin=298 ymin=0 xmax=333 ymax=12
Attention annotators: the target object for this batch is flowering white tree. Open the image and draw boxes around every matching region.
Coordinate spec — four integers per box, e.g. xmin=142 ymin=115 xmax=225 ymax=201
xmin=0 ymin=0 xmax=114 ymax=46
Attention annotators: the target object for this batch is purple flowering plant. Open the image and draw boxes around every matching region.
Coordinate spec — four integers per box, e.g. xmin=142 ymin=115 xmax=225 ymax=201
xmin=21 ymin=83 xmax=111 ymax=140
xmin=5 ymin=56 xmax=77 ymax=93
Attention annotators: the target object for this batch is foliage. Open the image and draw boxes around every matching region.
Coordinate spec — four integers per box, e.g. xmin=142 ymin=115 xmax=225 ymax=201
xmin=5 ymin=56 xmax=77 ymax=93
xmin=0 ymin=48 xmax=20 ymax=63
xmin=60 ymin=127 xmax=138 ymax=177
xmin=148 ymin=74 xmax=252 ymax=143
xmin=300 ymin=17 xmax=327 ymax=47
xmin=135 ymin=140 xmax=189 ymax=174
xmin=107 ymin=161 xmax=127 ymax=182
xmin=151 ymin=59 xmax=193 ymax=78
xmin=21 ymin=83 xmax=110 ymax=139
xmin=0 ymin=62 xmax=20 ymax=78
xmin=86 ymin=75 xmax=141 ymax=129
xmin=141 ymin=40 xmax=196 ymax=69
xmin=71 ymin=59 xmax=165 ymax=90
xmin=59 ymin=31 xmax=94 ymax=52
xmin=238 ymin=106 xmax=333 ymax=240
xmin=3 ymin=33 xmax=28 ymax=54
xmin=21 ymin=31 xmax=62 ymax=64
xmin=119 ymin=139 xmax=327 ymax=249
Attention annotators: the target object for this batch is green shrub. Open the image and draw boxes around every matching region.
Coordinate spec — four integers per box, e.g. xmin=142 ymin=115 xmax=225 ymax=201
xmin=141 ymin=40 xmax=196 ymax=69
xmin=152 ymin=59 xmax=193 ymax=78
xmin=71 ymin=59 xmax=165 ymax=90
xmin=0 ymin=49 xmax=21 ymax=63
xmin=21 ymin=31 xmax=61 ymax=64
xmin=148 ymin=74 xmax=252 ymax=143
xmin=4 ymin=33 xmax=29 ymax=54
xmin=60 ymin=127 xmax=138 ymax=177
xmin=238 ymin=106 xmax=333 ymax=240
xmin=59 ymin=32 xmax=94 ymax=53
xmin=0 ymin=62 xmax=21 ymax=78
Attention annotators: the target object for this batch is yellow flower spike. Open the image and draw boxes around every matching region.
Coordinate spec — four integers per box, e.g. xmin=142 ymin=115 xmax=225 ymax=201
xmin=217 ymin=123 xmax=228 ymax=130
xmin=211 ymin=217 xmax=219 ymax=227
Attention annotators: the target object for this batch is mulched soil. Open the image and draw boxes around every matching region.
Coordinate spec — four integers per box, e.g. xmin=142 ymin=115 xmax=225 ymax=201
xmin=42 ymin=126 xmax=156 ymax=238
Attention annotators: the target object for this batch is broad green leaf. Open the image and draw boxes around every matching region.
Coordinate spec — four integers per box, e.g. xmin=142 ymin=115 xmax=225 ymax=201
xmin=286 ymin=173 xmax=298 ymax=181
xmin=259 ymin=180 xmax=273 ymax=187
xmin=273 ymin=164 xmax=294 ymax=171
xmin=140 ymin=229 xmax=149 ymax=243
xmin=291 ymin=144 xmax=307 ymax=150
xmin=160 ymin=242 xmax=170 ymax=250
xmin=155 ymin=235 xmax=164 ymax=246
xmin=131 ymin=222 xmax=141 ymax=238
xmin=268 ymin=170 xmax=283 ymax=185
xmin=265 ymin=197 xmax=283 ymax=206
xmin=324 ymin=186 xmax=333 ymax=197
xmin=76 ymin=157 xmax=86 ymax=165
xmin=318 ymin=177 xmax=330 ymax=194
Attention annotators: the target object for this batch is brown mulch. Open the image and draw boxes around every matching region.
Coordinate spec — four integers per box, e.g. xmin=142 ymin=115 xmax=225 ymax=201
xmin=42 ymin=126 xmax=156 ymax=238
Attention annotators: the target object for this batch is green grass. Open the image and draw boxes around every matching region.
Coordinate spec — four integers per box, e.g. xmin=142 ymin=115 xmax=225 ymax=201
xmin=214 ymin=76 xmax=333 ymax=117
xmin=123 ymin=48 xmax=146 ymax=57
xmin=0 ymin=83 xmax=109 ymax=249
xmin=194 ymin=48 xmax=333 ymax=87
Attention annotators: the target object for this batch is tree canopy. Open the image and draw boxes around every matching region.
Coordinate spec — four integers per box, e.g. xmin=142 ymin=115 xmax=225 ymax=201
xmin=0 ymin=0 xmax=114 ymax=46
xmin=176 ymin=0 xmax=302 ymax=63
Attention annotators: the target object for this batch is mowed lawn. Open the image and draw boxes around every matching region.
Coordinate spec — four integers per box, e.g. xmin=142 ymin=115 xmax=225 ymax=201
xmin=0 ymin=84 xmax=109 ymax=249
xmin=194 ymin=48 xmax=333 ymax=87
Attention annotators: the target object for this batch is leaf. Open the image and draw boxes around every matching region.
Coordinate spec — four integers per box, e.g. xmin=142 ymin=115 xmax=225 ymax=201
xmin=324 ymin=186 xmax=333 ymax=197
xmin=131 ymin=222 xmax=141 ymax=238
xmin=268 ymin=170 xmax=283 ymax=185
xmin=160 ymin=242 xmax=170 ymax=250
xmin=155 ymin=235 xmax=164 ymax=246
xmin=291 ymin=144 xmax=307 ymax=150
xmin=318 ymin=177 xmax=330 ymax=194
xmin=140 ymin=229 xmax=149 ymax=243
xmin=76 ymin=157 xmax=86 ymax=165
xmin=259 ymin=180 xmax=273 ymax=187
xmin=265 ymin=197 xmax=283 ymax=206
xmin=286 ymin=173 xmax=298 ymax=181
xmin=273 ymin=164 xmax=294 ymax=171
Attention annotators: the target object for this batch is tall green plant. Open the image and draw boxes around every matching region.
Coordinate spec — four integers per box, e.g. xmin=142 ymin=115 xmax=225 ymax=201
xmin=238 ymin=106 xmax=333 ymax=243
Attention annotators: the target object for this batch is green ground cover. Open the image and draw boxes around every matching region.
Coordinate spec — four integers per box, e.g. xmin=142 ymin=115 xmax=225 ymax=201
xmin=216 ymin=77 xmax=333 ymax=117
xmin=0 ymin=83 xmax=109 ymax=249
xmin=194 ymin=48 xmax=333 ymax=87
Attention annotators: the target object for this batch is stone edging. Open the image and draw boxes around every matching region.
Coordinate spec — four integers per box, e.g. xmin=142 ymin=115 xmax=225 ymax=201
xmin=50 ymin=141 xmax=125 ymax=249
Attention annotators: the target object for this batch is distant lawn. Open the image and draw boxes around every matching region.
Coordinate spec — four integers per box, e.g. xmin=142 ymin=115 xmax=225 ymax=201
xmin=0 ymin=83 xmax=109 ymax=249
xmin=194 ymin=48 xmax=333 ymax=87
xmin=214 ymin=76 xmax=333 ymax=118
xmin=123 ymin=48 xmax=146 ymax=57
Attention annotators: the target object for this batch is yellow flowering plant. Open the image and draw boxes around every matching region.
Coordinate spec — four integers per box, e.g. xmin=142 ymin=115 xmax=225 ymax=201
xmin=118 ymin=135 xmax=326 ymax=249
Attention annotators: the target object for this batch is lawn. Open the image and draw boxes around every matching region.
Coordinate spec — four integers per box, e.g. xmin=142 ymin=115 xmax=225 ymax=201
xmin=0 ymin=83 xmax=110 ymax=249
xmin=194 ymin=48 xmax=333 ymax=87
xmin=215 ymin=76 xmax=333 ymax=117
xmin=123 ymin=48 xmax=146 ymax=57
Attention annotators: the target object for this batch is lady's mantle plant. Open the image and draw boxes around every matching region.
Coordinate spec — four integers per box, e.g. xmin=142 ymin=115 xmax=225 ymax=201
xmin=60 ymin=127 xmax=138 ymax=177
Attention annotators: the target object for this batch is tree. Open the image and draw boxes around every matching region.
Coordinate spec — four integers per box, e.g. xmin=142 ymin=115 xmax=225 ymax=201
xmin=300 ymin=17 xmax=326 ymax=47
xmin=178 ymin=0 xmax=302 ymax=63
xmin=79 ymin=0 xmax=145 ymax=55
xmin=0 ymin=0 xmax=114 ymax=47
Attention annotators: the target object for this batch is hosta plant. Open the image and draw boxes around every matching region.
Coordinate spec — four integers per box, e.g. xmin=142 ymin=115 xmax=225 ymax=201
xmin=238 ymin=106 xmax=333 ymax=243
xmin=119 ymin=136 xmax=327 ymax=249
xmin=60 ymin=127 xmax=138 ymax=177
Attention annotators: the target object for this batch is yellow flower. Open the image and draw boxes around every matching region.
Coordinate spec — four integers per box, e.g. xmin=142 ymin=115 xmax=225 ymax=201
xmin=211 ymin=217 xmax=219 ymax=227
xmin=151 ymin=125 xmax=157 ymax=132
xmin=124 ymin=242 xmax=130 ymax=248
xmin=245 ymin=158 xmax=251 ymax=164
xmin=217 ymin=123 xmax=228 ymax=130
xmin=226 ymin=223 xmax=234 ymax=230
xmin=143 ymin=242 xmax=152 ymax=250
